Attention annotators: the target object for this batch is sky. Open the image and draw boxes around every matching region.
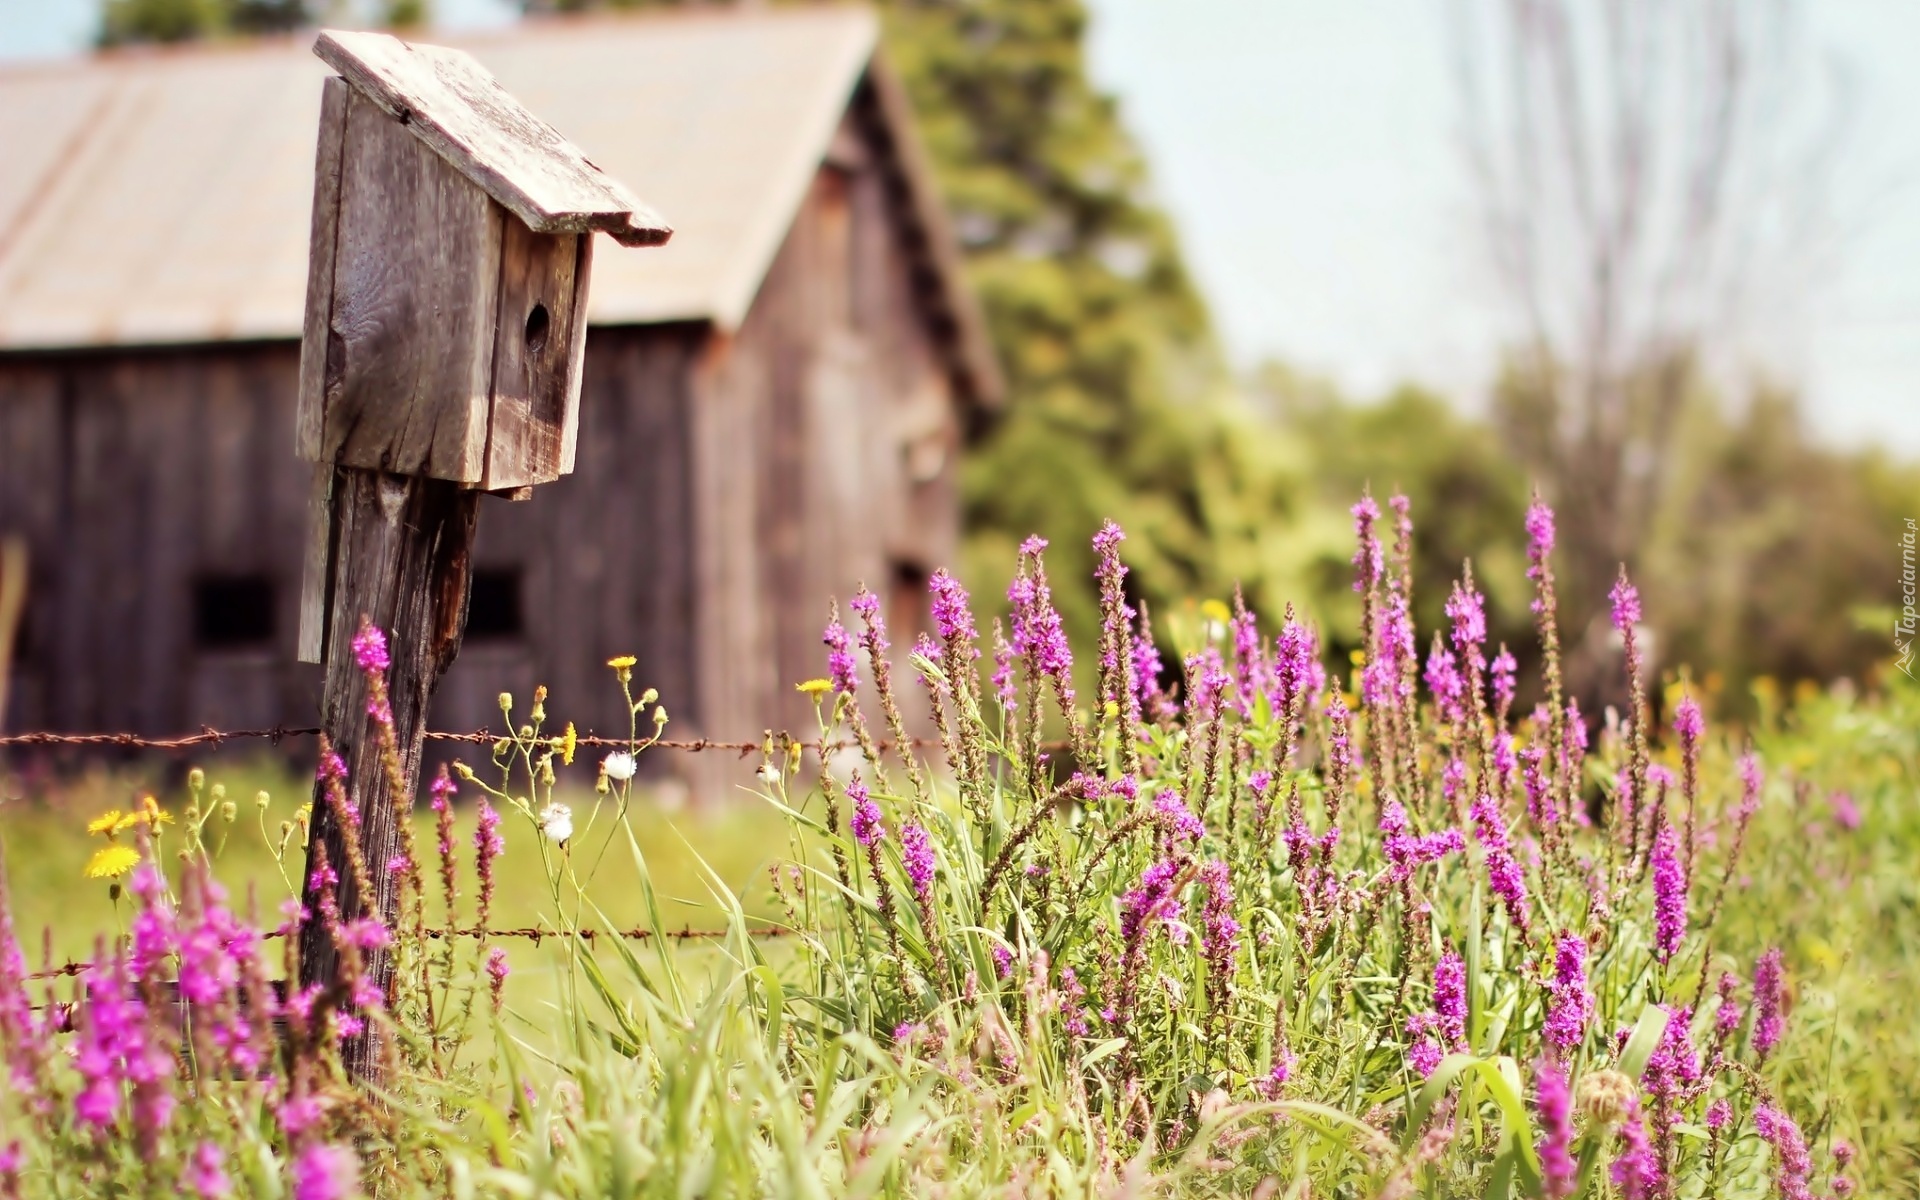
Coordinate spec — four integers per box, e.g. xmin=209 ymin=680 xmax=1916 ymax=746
xmin=4 ymin=0 xmax=1916 ymax=454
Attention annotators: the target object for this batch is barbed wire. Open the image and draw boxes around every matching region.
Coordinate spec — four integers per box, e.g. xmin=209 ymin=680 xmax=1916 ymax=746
xmin=21 ymin=923 xmax=801 ymax=982
xmin=0 ymin=726 xmax=1074 ymax=756
xmin=0 ymin=726 xmax=939 ymax=754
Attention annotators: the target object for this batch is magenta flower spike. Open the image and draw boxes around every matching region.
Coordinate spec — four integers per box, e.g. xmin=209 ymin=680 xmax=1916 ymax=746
xmin=900 ymin=821 xmax=936 ymax=904
xmin=1752 ymin=947 xmax=1786 ymax=1061
xmin=1753 ymin=1105 xmax=1816 ymax=1200
xmin=1543 ymin=933 xmax=1592 ymax=1055
xmin=1534 ymin=1057 xmax=1577 ymax=1198
xmin=823 ymin=616 xmax=859 ymax=696
xmin=1350 ymin=495 xmax=1383 ymax=595
xmin=847 ymin=774 xmax=884 ymax=848
xmin=1651 ymin=821 xmax=1687 ymax=963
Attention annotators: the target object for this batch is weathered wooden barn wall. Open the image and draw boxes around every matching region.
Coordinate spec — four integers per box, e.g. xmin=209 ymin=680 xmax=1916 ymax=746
xmin=0 ymin=344 xmax=318 ymax=735
xmin=688 ymin=106 xmax=961 ymax=748
xmin=0 ymin=111 xmax=963 ymax=789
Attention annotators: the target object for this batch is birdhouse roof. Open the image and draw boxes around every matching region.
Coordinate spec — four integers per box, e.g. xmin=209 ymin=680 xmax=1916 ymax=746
xmin=312 ymin=29 xmax=670 ymax=248
xmin=0 ymin=8 xmax=1001 ymax=406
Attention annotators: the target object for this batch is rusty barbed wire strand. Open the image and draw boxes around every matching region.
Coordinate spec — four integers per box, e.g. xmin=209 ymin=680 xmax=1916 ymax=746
xmin=0 ymin=726 xmax=1074 ymax=754
xmin=22 ymin=923 xmax=802 ymax=982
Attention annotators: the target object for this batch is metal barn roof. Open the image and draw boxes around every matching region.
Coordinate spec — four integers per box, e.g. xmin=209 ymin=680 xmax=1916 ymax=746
xmin=0 ymin=8 xmax=997 ymax=400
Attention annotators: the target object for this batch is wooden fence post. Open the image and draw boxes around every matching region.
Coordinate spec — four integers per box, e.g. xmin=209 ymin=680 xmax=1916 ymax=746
xmin=291 ymin=28 xmax=668 ymax=1077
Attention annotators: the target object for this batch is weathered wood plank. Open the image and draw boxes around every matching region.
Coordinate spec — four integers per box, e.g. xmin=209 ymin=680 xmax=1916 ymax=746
xmin=480 ymin=222 xmax=579 ymax=490
xmin=297 ymin=463 xmax=336 ymax=664
xmin=555 ymin=233 xmax=593 ymax=478
xmin=298 ymin=465 xmax=478 ymax=1078
xmin=313 ymin=30 xmax=672 ymax=247
xmin=321 ymin=87 xmax=502 ymax=482
xmin=296 ymin=77 xmax=349 ymax=463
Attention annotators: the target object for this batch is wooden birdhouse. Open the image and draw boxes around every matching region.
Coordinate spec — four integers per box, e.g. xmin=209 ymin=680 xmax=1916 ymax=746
xmin=295 ymin=30 xmax=671 ymax=493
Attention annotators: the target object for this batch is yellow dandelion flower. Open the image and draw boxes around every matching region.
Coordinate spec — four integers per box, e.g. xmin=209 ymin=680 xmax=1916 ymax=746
xmin=84 ymin=846 xmax=141 ymax=880
xmin=87 ymin=810 xmax=124 ymax=836
xmin=796 ymin=678 xmax=833 ymax=696
xmin=1199 ymin=599 xmax=1232 ymax=626
xmin=606 ymin=655 xmax=637 ymax=670
xmin=559 ymin=722 xmax=578 ymax=766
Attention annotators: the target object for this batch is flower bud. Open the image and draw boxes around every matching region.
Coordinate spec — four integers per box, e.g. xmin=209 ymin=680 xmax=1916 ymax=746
xmin=454 ymin=762 xmax=477 ymax=781
xmin=652 ymin=706 xmax=668 ymax=728
xmin=498 ymin=692 xmax=514 ymax=714
xmin=187 ymin=767 xmax=205 ymax=792
xmin=221 ymin=800 xmax=238 ymax=823
xmin=1576 ymin=1069 xmax=1638 ymax=1128
xmin=255 ymin=790 xmax=271 ymax=810
xmin=638 ymin=687 xmax=659 ymax=708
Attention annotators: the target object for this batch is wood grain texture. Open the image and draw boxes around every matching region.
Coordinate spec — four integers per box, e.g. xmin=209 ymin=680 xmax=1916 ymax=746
xmin=313 ymin=30 xmax=672 ymax=247
xmin=556 ymin=234 xmax=593 ymax=477
xmin=298 ymin=465 xmax=478 ymax=1079
xmin=296 ymin=77 xmax=349 ymax=463
xmin=479 ymin=222 xmax=579 ymax=489
xmin=297 ymin=462 xmax=335 ymax=663
xmin=322 ymin=87 xmax=501 ymax=482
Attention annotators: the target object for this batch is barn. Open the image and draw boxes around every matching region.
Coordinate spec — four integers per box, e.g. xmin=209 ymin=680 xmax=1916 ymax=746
xmin=0 ymin=8 xmax=1000 ymax=790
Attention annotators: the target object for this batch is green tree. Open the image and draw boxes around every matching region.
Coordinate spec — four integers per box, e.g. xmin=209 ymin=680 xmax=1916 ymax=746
xmin=98 ymin=0 xmax=420 ymax=47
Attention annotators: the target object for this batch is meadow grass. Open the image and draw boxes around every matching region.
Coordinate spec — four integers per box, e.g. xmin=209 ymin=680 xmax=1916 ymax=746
xmin=0 ymin=496 xmax=1913 ymax=1198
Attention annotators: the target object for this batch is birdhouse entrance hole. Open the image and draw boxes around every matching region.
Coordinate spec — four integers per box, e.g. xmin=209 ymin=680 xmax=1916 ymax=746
xmin=525 ymin=302 xmax=550 ymax=354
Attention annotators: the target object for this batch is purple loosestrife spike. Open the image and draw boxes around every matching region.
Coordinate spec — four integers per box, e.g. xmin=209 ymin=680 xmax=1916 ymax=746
xmin=1490 ymin=645 xmax=1516 ymax=717
xmin=185 ymin=1141 xmax=231 ymax=1198
xmin=0 ymin=874 xmax=42 ymax=1090
xmin=1230 ymin=603 xmax=1265 ymax=716
xmin=1525 ymin=500 xmax=1556 ymax=567
xmin=991 ymin=622 xmax=1018 ymax=712
xmin=1272 ymin=611 xmax=1316 ymax=712
xmin=1351 ymin=495 xmax=1383 ymax=595
xmin=1379 ymin=799 xmax=1465 ymax=883
xmin=1197 ymin=860 xmax=1240 ymax=1027
xmin=292 ymin=1143 xmax=360 ymax=1200
xmin=1828 ymin=790 xmax=1861 ymax=831
xmin=1153 ymin=789 xmax=1205 ymax=846
xmin=1652 ymin=821 xmax=1687 ymax=963
xmin=928 ymin=569 xmax=978 ymax=647
xmin=823 ymin=615 xmax=858 ymax=696
xmin=1705 ymin=1099 xmax=1731 ymax=1130
xmin=900 ymin=821 xmax=936 ymax=904
xmin=1752 ymin=947 xmax=1786 ymax=1061
xmin=1058 ymin=967 xmax=1089 ymax=1038
xmin=1120 ymin=860 xmax=1186 ymax=946
xmin=1362 ymin=593 xmax=1415 ymax=711
xmin=1753 ymin=1105 xmax=1816 ymax=1200
xmin=485 ymin=947 xmax=509 ymax=1010
xmin=1543 ymin=933 xmax=1593 ymax=1055
xmin=1406 ymin=1013 xmax=1444 ymax=1078
xmin=1609 ymin=576 xmax=1642 ymax=631
xmin=1492 ymin=731 xmax=1518 ymax=796
xmin=991 ymin=944 xmax=1015 ymax=979
xmin=1433 ymin=951 xmax=1468 ymax=1050
xmin=474 ymin=799 xmax=503 ymax=929
xmin=1534 ymin=1058 xmax=1577 ymax=1199
xmin=1611 ymin=1098 xmax=1660 ymax=1200
xmin=1445 ymin=580 xmax=1487 ymax=651
xmin=350 ymin=622 xmax=389 ymax=674
xmin=1425 ymin=634 xmax=1465 ymax=725
xmin=847 ymin=775 xmax=884 ymax=847
xmin=1521 ymin=746 xmax=1552 ymax=830
xmin=1008 ymin=542 xmax=1074 ymax=688
xmin=1673 ymin=695 xmax=1704 ymax=743
xmin=1470 ymin=791 xmax=1533 ymax=934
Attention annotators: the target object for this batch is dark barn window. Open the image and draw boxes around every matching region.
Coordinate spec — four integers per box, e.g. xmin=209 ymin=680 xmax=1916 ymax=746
xmin=193 ymin=575 xmax=276 ymax=650
xmin=467 ymin=568 xmax=524 ymax=641
xmin=888 ymin=561 xmax=930 ymax=650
